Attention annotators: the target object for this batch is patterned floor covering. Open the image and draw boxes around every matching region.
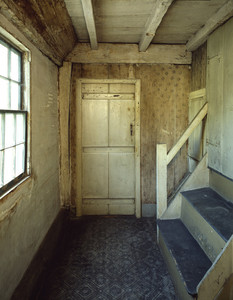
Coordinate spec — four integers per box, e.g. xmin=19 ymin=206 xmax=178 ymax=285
xmin=37 ymin=216 xmax=177 ymax=300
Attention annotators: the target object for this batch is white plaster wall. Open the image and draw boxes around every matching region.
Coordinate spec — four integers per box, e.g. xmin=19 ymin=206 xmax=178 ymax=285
xmin=207 ymin=17 xmax=233 ymax=180
xmin=0 ymin=14 xmax=60 ymax=300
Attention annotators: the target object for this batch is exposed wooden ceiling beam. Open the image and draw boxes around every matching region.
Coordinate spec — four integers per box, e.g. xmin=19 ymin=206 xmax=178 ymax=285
xmin=0 ymin=0 xmax=77 ymax=66
xmin=81 ymin=0 xmax=98 ymax=50
xmin=139 ymin=0 xmax=174 ymax=52
xmin=186 ymin=0 xmax=233 ymax=52
xmin=66 ymin=43 xmax=192 ymax=65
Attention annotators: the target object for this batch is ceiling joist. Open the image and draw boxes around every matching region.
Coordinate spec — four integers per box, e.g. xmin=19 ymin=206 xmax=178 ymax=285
xmin=81 ymin=0 xmax=98 ymax=50
xmin=186 ymin=0 xmax=233 ymax=52
xmin=139 ymin=0 xmax=174 ymax=52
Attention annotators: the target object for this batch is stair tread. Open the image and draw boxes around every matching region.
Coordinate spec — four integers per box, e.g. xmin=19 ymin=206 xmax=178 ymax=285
xmin=158 ymin=219 xmax=212 ymax=296
xmin=182 ymin=187 xmax=233 ymax=241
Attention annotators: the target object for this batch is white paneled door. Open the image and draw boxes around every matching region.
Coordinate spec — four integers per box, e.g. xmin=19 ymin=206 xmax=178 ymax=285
xmin=76 ymin=79 xmax=140 ymax=217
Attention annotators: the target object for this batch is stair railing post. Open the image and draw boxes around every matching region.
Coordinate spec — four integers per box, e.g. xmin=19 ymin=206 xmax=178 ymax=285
xmin=156 ymin=144 xmax=167 ymax=219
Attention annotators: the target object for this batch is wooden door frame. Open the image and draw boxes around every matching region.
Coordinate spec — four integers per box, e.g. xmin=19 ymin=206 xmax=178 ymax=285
xmin=76 ymin=78 xmax=141 ymax=217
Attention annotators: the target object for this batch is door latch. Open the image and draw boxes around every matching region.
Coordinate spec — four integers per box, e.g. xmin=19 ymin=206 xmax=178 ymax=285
xmin=130 ymin=123 xmax=133 ymax=136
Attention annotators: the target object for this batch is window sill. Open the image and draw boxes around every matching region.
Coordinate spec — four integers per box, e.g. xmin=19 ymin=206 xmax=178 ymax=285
xmin=0 ymin=176 xmax=32 ymax=222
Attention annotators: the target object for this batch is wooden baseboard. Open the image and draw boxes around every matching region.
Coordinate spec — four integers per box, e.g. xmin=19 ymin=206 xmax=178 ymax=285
xmin=11 ymin=208 xmax=69 ymax=300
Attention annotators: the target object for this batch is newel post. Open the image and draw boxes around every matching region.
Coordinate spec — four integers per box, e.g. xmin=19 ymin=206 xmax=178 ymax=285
xmin=156 ymin=144 xmax=167 ymax=219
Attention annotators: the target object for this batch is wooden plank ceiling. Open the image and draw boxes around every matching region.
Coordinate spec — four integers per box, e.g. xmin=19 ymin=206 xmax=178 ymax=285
xmin=0 ymin=0 xmax=77 ymax=66
xmin=65 ymin=0 xmax=233 ymax=51
xmin=1 ymin=0 xmax=233 ymax=65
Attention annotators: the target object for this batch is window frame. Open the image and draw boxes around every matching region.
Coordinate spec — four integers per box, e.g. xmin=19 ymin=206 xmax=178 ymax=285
xmin=0 ymin=29 xmax=31 ymax=197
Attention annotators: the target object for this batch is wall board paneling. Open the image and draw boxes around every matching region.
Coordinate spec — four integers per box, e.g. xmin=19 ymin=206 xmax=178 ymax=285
xmin=207 ymin=18 xmax=233 ymax=180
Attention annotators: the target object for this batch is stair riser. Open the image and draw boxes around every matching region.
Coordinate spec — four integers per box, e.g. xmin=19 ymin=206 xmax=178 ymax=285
xmin=158 ymin=231 xmax=196 ymax=300
xmin=181 ymin=197 xmax=225 ymax=262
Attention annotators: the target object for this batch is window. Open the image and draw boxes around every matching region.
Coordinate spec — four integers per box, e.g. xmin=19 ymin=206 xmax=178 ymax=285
xmin=0 ymin=37 xmax=29 ymax=195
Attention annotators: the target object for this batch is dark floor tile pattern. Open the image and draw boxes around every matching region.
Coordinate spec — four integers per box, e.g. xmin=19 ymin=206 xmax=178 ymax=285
xmin=36 ymin=216 xmax=177 ymax=300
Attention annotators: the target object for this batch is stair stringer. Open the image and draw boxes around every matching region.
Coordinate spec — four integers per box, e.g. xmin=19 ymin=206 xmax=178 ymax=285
xmin=197 ymin=235 xmax=233 ymax=300
xmin=161 ymin=154 xmax=209 ymax=220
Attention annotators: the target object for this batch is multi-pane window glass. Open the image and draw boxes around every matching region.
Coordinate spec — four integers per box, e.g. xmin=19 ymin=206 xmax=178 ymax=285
xmin=0 ymin=38 xmax=27 ymax=191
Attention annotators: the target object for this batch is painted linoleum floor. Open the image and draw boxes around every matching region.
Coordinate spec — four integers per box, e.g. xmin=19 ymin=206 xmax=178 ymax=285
xmin=36 ymin=216 xmax=177 ymax=300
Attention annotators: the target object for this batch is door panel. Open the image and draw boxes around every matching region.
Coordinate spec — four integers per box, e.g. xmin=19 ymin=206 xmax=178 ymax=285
xmin=77 ymin=79 xmax=140 ymax=217
xmin=109 ymin=153 xmax=135 ymax=198
xmin=82 ymin=100 xmax=108 ymax=147
xmin=82 ymin=153 xmax=108 ymax=198
xmin=82 ymin=83 xmax=108 ymax=93
xmin=109 ymin=100 xmax=135 ymax=146
xmin=109 ymin=83 xmax=135 ymax=93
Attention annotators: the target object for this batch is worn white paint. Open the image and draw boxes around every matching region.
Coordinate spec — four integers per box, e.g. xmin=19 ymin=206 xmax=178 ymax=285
xmin=156 ymin=144 xmax=167 ymax=219
xmin=210 ymin=169 xmax=233 ymax=204
xmin=109 ymin=153 xmax=135 ymax=198
xmin=76 ymin=79 xmax=141 ymax=217
xmin=134 ymin=80 xmax=141 ymax=218
xmin=167 ymin=103 xmax=208 ymax=165
xmin=162 ymin=154 xmax=209 ymax=219
xmin=82 ymin=100 xmax=108 ymax=147
xmin=189 ymin=88 xmax=206 ymax=100
xmin=76 ymin=80 xmax=82 ymax=216
xmin=80 ymin=0 xmax=98 ymax=49
xmin=66 ymin=43 xmax=192 ymax=65
xmin=187 ymin=0 xmax=233 ymax=51
xmin=139 ymin=0 xmax=174 ymax=52
xmin=181 ymin=195 xmax=225 ymax=262
xmin=159 ymin=228 xmax=195 ymax=300
xmin=188 ymin=88 xmax=207 ymax=171
xmin=0 ymin=14 xmax=60 ymax=300
xmin=207 ymin=17 xmax=233 ymax=180
xmin=64 ymin=0 xmax=226 ymax=45
xmin=197 ymin=235 xmax=233 ymax=299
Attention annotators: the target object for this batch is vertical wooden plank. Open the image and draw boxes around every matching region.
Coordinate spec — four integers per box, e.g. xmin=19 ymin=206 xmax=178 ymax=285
xmin=207 ymin=56 xmax=223 ymax=172
xmin=109 ymin=153 xmax=135 ymax=198
xmin=135 ymin=65 xmax=157 ymax=205
xmin=221 ymin=17 xmax=233 ymax=179
xmin=191 ymin=43 xmax=207 ymax=92
xmin=156 ymin=144 xmax=167 ymax=219
xmin=76 ymin=79 xmax=82 ymax=216
xmin=70 ymin=64 xmax=81 ymax=208
xmin=206 ymin=25 xmax=224 ymax=176
xmin=58 ymin=62 xmax=72 ymax=207
xmin=135 ymin=79 xmax=141 ymax=218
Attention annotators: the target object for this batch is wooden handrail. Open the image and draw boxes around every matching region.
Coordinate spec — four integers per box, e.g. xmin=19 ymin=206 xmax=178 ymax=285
xmin=167 ymin=102 xmax=208 ymax=165
xmin=156 ymin=101 xmax=208 ymax=219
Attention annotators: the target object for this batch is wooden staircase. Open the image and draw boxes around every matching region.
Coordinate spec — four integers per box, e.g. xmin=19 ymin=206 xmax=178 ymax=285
xmin=158 ymin=186 xmax=233 ymax=299
xmin=156 ymin=99 xmax=233 ymax=299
